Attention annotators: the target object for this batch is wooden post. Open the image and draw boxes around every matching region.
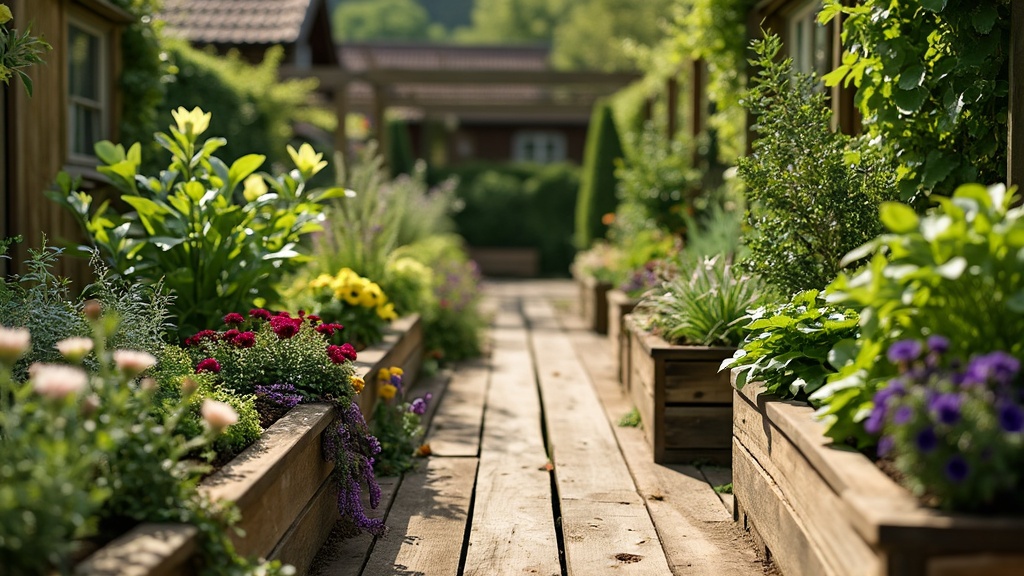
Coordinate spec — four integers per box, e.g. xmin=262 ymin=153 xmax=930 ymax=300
xmin=333 ymin=84 xmax=349 ymax=164
xmin=372 ymin=83 xmax=387 ymax=161
xmin=1009 ymin=1 xmax=1024 ymax=190
xmin=666 ymin=76 xmax=679 ymax=140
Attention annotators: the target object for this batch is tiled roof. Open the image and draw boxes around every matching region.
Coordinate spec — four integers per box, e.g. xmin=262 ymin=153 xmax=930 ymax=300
xmin=159 ymin=0 xmax=315 ymax=45
xmin=338 ymin=43 xmax=551 ymax=73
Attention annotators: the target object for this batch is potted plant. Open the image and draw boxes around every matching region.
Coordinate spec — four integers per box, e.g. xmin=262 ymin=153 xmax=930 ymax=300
xmin=625 ymin=255 xmax=767 ymax=463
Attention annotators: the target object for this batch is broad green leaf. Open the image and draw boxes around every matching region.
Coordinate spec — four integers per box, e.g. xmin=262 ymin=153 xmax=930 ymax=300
xmin=879 ymin=202 xmax=919 ymax=234
xmin=822 ymin=65 xmax=850 ymax=88
xmin=972 ymin=4 xmax=998 ymax=34
xmin=184 ymin=181 xmax=206 ymax=202
xmin=893 ymin=86 xmax=927 ymax=115
xmin=121 ymin=196 xmax=166 ymax=235
xmin=94 ymin=141 xmax=123 ymax=165
xmin=897 ymin=65 xmax=926 ymax=90
xmin=921 ymin=0 xmax=947 ymax=12
xmin=227 ymin=154 xmax=266 ymax=191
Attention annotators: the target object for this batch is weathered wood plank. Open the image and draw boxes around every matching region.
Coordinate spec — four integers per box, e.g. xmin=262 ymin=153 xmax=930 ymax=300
xmin=524 ymin=299 xmax=673 ymax=575
xmin=463 ymin=304 xmax=561 ymax=576
xmin=361 ymin=457 xmax=478 ymax=576
xmin=307 ymin=477 xmax=402 ymax=576
xmin=664 ymin=361 xmax=734 ymax=404
xmin=74 ymin=524 xmax=198 ymax=576
xmin=664 ymin=405 xmax=733 ymax=450
xmin=928 ymin=554 xmax=1024 ymax=576
xmin=558 ymin=305 xmax=764 ymax=576
xmin=425 ymin=360 xmax=489 ymax=457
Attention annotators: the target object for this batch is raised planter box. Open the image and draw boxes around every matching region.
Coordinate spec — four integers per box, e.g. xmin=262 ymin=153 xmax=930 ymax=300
xmin=468 ymin=246 xmax=539 ymax=278
xmin=624 ymin=315 xmax=735 ymax=464
xmin=606 ymin=290 xmax=638 ymax=389
xmin=732 ymin=375 xmax=1024 ymax=576
xmin=576 ymin=274 xmax=612 ymax=334
xmin=76 ymin=314 xmax=425 ymax=575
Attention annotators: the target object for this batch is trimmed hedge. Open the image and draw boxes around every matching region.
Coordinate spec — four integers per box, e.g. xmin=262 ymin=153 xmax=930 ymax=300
xmin=575 ymin=101 xmax=625 ymax=249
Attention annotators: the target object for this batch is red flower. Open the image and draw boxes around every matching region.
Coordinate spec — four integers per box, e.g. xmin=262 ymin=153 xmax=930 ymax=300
xmin=232 ymin=331 xmax=256 ymax=348
xmin=249 ymin=308 xmax=272 ymax=321
xmin=222 ymin=329 xmax=240 ymax=342
xmin=307 ymin=314 xmax=321 ymax=325
xmin=196 ymin=358 xmax=221 ymax=374
xmin=271 ymin=315 xmax=301 ymax=339
xmin=223 ymin=312 xmax=245 ymax=326
xmin=315 ymin=322 xmax=344 ymax=337
xmin=185 ymin=329 xmax=218 ymax=347
xmin=338 ymin=343 xmax=357 ymax=361
xmin=326 ymin=345 xmax=348 ymax=364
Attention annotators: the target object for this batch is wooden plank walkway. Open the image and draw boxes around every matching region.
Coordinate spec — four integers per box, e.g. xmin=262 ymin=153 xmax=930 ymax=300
xmin=310 ymin=280 xmax=772 ymax=576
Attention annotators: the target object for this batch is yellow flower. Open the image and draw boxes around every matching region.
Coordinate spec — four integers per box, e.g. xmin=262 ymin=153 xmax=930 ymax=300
xmin=171 ymin=106 xmax=211 ymax=138
xmin=379 ymin=383 xmax=397 ymax=400
xmin=376 ymin=302 xmax=397 ymax=321
xmin=389 ymin=366 xmax=404 ymax=377
xmin=243 ymin=174 xmax=268 ymax=202
xmin=287 ymin=142 xmax=328 ymax=179
xmin=0 ymin=5 xmax=13 ymax=24
xmin=309 ymin=273 xmax=334 ymax=290
xmin=377 ymin=367 xmax=391 ymax=382
xmin=358 ymin=282 xmax=384 ymax=308
xmin=338 ymin=276 xmax=368 ymax=306
xmin=350 ymin=375 xmax=365 ymax=394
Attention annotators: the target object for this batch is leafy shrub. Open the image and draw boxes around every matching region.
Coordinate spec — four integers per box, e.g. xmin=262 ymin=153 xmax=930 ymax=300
xmin=867 ymin=339 xmax=1024 ymax=512
xmin=50 ymin=108 xmax=347 ymax=338
xmin=575 ymin=101 xmax=625 ymax=248
xmin=821 ymin=0 xmax=1011 ymax=199
xmin=637 ymin=256 xmax=768 ymax=347
xmin=813 ymin=183 xmax=1024 ymax=448
xmin=0 ymin=3 xmax=51 ymax=95
xmin=723 ymin=290 xmax=860 ymax=398
xmin=739 ymin=34 xmax=897 ymax=295
xmin=383 ymin=257 xmax=435 ymax=317
xmin=371 ymin=367 xmax=431 ymax=476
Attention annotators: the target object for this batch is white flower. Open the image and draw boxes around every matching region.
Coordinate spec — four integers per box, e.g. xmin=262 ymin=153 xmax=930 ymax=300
xmin=201 ymin=399 xmax=238 ymax=432
xmin=56 ymin=337 xmax=94 ymax=363
xmin=113 ymin=350 xmax=157 ymax=378
xmin=31 ymin=364 xmax=88 ymax=400
xmin=0 ymin=326 xmax=30 ymax=365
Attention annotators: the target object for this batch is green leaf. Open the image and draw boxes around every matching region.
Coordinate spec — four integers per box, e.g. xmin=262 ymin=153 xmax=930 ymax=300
xmin=897 ymin=65 xmax=925 ymax=90
xmin=893 ymin=86 xmax=927 ymax=115
xmin=972 ymin=4 xmax=998 ymax=34
xmin=934 ymin=256 xmax=967 ymax=280
xmin=94 ymin=141 xmax=123 ymax=165
xmin=227 ymin=154 xmax=266 ymax=191
xmin=822 ymin=65 xmax=850 ymax=88
xmin=921 ymin=0 xmax=947 ymax=12
xmin=879 ymin=202 xmax=919 ymax=233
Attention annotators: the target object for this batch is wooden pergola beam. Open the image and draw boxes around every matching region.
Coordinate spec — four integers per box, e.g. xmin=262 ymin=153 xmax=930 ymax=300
xmin=281 ymin=65 xmax=641 ymax=89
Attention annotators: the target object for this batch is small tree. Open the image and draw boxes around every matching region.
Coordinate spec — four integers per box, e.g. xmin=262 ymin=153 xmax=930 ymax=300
xmin=574 ymin=101 xmax=625 ymax=249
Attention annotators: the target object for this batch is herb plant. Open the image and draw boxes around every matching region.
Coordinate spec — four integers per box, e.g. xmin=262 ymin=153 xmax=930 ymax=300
xmin=722 ymin=290 xmax=860 ymax=398
xmin=49 ymin=107 xmax=348 ymax=337
xmin=0 ymin=3 xmax=51 ymax=95
xmin=371 ymin=367 xmax=432 ymax=477
xmin=739 ymin=33 xmax=897 ymax=295
xmin=867 ymin=338 xmax=1024 ymax=512
xmin=813 ymin=183 xmax=1024 ymax=447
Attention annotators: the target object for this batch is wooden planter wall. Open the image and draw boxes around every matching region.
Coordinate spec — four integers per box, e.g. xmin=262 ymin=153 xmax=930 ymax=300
xmin=606 ymin=289 xmax=638 ymax=389
xmin=77 ymin=315 xmax=425 ymax=576
xmin=577 ymin=275 xmax=611 ymax=334
xmin=624 ymin=315 xmax=735 ymax=464
xmin=732 ymin=375 xmax=1024 ymax=576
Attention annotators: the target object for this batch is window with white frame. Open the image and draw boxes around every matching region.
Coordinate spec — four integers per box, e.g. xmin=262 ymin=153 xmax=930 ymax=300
xmin=787 ymin=0 xmax=830 ymax=80
xmin=512 ymin=130 xmax=567 ymax=164
xmin=67 ymin=19 xmax=107 ymax=160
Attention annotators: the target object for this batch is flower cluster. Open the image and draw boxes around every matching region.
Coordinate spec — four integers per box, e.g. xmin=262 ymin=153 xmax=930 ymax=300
xmin=292 ymin=268 xmax=398 ymax=348
xmin=324 ymin=402 xmax=385 ymax=536
xmin=370 ymin=366 xmax=432 ymax=477
xmin=867 ymin=337 xmax=1024 ymax=512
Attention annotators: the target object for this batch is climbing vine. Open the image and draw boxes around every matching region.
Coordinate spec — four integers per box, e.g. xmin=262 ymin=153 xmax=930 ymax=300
xmin=821 ymin=0 xmax=1011 ymax=202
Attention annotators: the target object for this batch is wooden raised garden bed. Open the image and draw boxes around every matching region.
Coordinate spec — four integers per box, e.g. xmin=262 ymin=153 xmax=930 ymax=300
xmin=606 ymin=289 xmax=638 ymax=389
xmin=576 ymin=274 xmax=612 ymax=335
xmin=468 ymin=246 xmax=540 ymax=278
xmin=623 ymin=314 xmax=735 ymax=464
xmin=732 ymin=374 xmax=1024 ymax=576
xmin=76 ymin=315 xmax=425 ymax=576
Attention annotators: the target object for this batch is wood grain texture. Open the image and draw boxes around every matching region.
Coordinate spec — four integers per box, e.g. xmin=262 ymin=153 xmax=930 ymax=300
xmin=426 ymin=360 xmax=489 ymax=457
xmin=74 ymin=524 xmax=198 ymax=576
xmin=464 ymin=304 xmax=561 ymax=576
xmin=307 ymin=477 xmax=401 ymax=576
xmin=362 ymin=457 xmax=478 ymax=576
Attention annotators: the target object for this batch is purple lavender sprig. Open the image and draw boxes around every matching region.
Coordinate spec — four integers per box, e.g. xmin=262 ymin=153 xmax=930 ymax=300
xmin=324 ymin=402 xmax=386 ymax=536
xmin=254 ymin=383 xmax=304 ymax=409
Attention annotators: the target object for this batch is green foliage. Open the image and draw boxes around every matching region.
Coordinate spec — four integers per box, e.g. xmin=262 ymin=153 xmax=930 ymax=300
xmin=723 ymin=290 xmax=860 ymax=399
xmin=387 ymin=119 xmax=417 ymax=178
xmin=667 ymin=0 xmax=756 ymax=164
xmin=110 ymin=0 xmax=166 ymax=151
xmin=813 ymin=183 xmax=1024 ymax=448
xmin=614 ymin=122 xmax=701 ymax=237
xmin=333 ymin=0 xmax=442 ymax=41
xmin=453 ymin=0 xmax=570 ymax=43
xmin=576 ymin=102 xmax=625 ymax=249
xmin=739 ymin=34 xmax=898 ymax=295
xmin=383 ymin=257 xmax=436 ymax=317
xmin=617 ymin=407 xmax=642 ymax=428
xmin=157 ymin=40 xmax=322 ymax=171
xmin=50 ymin=108 xmax=346 ymax=337
xmin=820 ymin=0 xmax=1011 ymax=200
xmin=713 ymin=482 xmax=733 ymax=494
xmin=638 ymin=256 xmax=769 ymax=347
xmin=0 ymin=4 xmax=51 ymax=96
xmin=370 ymin=368 xmax=429 ymax=476
xmin=550 ymin=0 xmax=672 ymax=72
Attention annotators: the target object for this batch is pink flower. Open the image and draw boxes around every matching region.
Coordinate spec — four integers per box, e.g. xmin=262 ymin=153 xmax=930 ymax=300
xmin=315 ymin=322 xmax=344 ymax=337
xmin=31 ymin=363 xmax=88 ymax=399
xmin=56 ymin=336 xmax=93 ymax=363
xmin=113 ymin=350 xmax=158 ymax=378
xmin=249 ymin=308 xmax=272 ymax=321
xmin=0 ymin=326 xmax=30 ymax=365
xmin=185 ymin=329 xmax=218 ymax=347
xmin=307 ymin=314 xmax=322 ymax=325
xmin=271 ymin=315 xmax=301 ymax=339
xmin=327 ymin=345 xmax=349 ymax=364
xmin=201 ymin=398 xmax=238 ymax=432
xmin=223 ymin=312 xmax=245 ymax=326
xmin=232 ymin=331 xmax=256 ymax=348
xmin=196 ymin=358 xmax=221 ymax=374
xmin=222 ymin=329 xmax=240 ymax=342
xmin=338 ymin=343 xmax=357 ymax=361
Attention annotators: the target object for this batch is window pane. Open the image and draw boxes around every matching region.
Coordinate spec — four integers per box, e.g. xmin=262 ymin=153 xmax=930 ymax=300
xmin=68 ymin=25 xmax=100 ymax=100
xmin=71 ymin=104 xmax=101 ymax=156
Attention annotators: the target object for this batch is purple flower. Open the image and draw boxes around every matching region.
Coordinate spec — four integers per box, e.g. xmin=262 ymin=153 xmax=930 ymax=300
xmin=998 ymin=403 xmax=1024 ymax=433
xmin=893 ymin=405 xmax=913 ymax=425
xmin=877 ymin=435 xmax=894 ymax=457
xmin=864 ymin=406 xmax=886 ymax=435
xmin=887 ymin=340 xmax=922 ymax=364
xmin=926 ymin=335 xmax=950 ymax=355
xmin=930 ymin=393 xmax=962 ymax=426
xmin=255 ymin=383 xmax=304 ymax=409
xmin=915 ymin=427 xmax=938 ymax=453
xmin=944 ymin=455 xmax=970 ymax=483
xmin=409 ymin=395 xmax=430 ymax=415
xmin=964 ymin=352 xmax=1021 ymax=386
